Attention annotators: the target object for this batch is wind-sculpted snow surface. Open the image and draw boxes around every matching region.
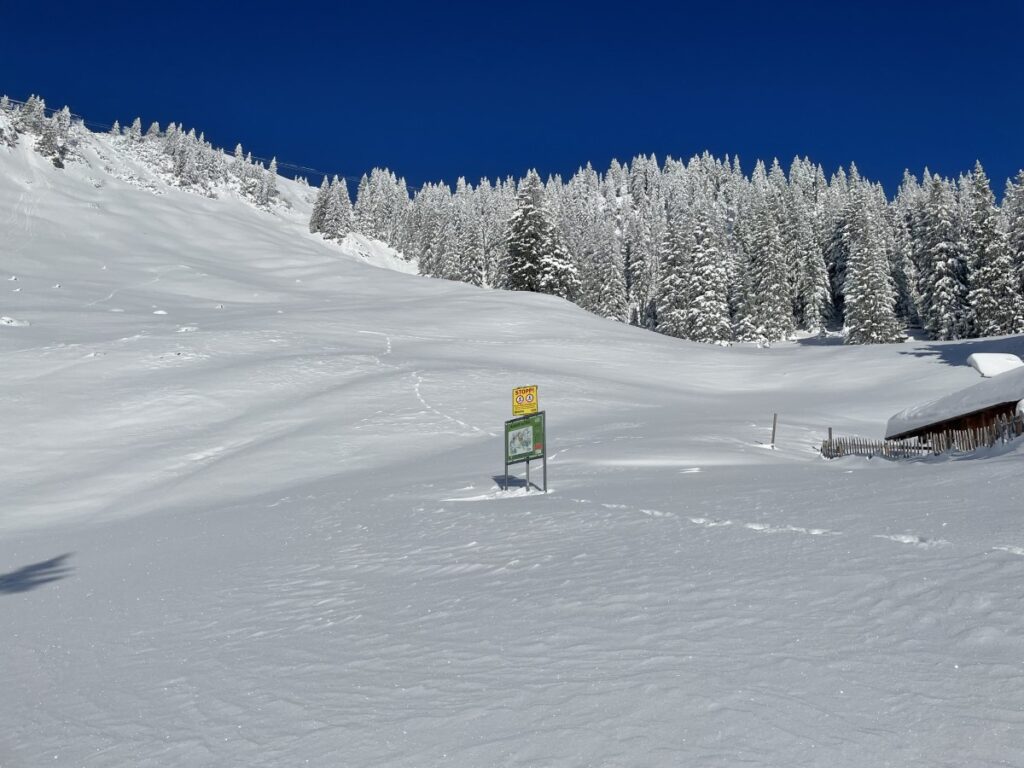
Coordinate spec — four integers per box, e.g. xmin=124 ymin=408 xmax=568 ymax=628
xmin=2 ymin=129 xmax=1024 ymax=767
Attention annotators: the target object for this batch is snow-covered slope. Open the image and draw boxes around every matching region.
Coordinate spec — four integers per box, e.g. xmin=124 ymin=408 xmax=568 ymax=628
xmin=3 ymin=125 xmax=1024 ymax=767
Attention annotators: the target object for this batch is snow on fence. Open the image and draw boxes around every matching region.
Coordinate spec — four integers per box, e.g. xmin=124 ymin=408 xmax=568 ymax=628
xmin=821 ymin=413 xmax=1024 ymax=460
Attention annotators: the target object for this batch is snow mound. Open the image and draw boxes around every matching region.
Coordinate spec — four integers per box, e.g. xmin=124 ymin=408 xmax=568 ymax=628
xmin=967 ymin=352 xmax=1024 ymax=377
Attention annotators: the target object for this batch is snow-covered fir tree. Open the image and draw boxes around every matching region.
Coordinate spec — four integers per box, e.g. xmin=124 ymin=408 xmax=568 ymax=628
xmin=654 ymin=208 xmax=691 ymax=339
xmin=921 ymin=174 xmax=970 ymax=340
xmin=745 ymin=165 xmax=794 ymax=342
xmin=965 ymin=162 xmax=1024 ymax=335
xmin=788 ymin=158 xmax=832 ymax=331
xmin=685 ymin=209 xmax=733 ymax=343
xmin=1004 ymin=171 xmax=1024 ymax=298
xmin=843 ymin=185 xmax=903 ymax=344
xmin=563 ymin=166 xmax=627 ymax=320
xmin=320 ymin=176 xmax=353 ymax=240
xmin=624 ymin=155 xmax=667 ymax=328
xmin=451 ymin=178 xmax=485 ymax=285
xmin=17 ymin=95 xmax=47 ymax=133
xmin=504 ymin=170 xmax=578 ymax=298
xmin=309 ymin=176 xmax=331 ymax=234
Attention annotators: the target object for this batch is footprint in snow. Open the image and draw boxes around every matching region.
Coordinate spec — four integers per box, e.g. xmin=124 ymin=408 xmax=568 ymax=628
xmin=875 ymin=534 xmax=950 ymax=549
xmin=785 ymin=525 xmax=839 ymax=536
xmin=744 ymin=522 xmax=839 ymax=536
xmin=641 ymin=508 xmax=670 ymax=517
xmin=690 ymin=517 xmax=732 ymax=528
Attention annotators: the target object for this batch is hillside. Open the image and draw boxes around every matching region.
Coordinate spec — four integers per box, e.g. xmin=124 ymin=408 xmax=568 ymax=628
xmin=3 ymin=121 xmax=1024 ymax=767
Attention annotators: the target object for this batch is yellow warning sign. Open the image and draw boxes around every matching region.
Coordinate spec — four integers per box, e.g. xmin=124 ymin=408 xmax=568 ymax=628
xmin=512 ymin=385 xmax=539 ymax=416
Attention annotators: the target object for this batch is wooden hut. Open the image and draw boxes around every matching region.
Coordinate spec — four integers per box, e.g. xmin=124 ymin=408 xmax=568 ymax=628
xmin=886 ymin=366 xmax=1024 ymax=444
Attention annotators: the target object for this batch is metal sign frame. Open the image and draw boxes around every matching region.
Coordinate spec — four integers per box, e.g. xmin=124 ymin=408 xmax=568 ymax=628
xmin=504 ymin=410 xmax=547 ymax=492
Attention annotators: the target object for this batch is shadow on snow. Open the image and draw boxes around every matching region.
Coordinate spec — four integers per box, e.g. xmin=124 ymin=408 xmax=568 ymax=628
xmin=0 ymin=553 xmax=74 ymax=595
xmin=898 ymin=335 xmax=1024 ymax=368
xmin=492 ymin=474 xmax=545 ymax=492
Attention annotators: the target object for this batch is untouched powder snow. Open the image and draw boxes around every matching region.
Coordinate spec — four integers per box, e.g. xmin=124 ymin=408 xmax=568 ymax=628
xmin=3 ymin=127 xmax=1024 ymax=767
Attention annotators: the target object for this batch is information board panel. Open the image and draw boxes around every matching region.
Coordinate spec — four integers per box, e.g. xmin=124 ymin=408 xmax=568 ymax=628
xmin=505 ymin=411 xmax=545 ymax=465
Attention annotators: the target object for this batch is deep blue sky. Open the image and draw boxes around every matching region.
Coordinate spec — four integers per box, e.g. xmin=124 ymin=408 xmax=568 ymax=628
xmin=3 ymin=0 xmax=1022 ymax=194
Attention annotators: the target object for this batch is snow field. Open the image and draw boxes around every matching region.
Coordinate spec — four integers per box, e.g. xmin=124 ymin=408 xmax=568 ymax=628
xmin=2 ymin=125 xmax=1024 ymax=767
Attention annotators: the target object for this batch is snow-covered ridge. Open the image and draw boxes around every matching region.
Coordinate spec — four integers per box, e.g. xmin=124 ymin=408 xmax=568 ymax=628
xmin=0 ymin=98 xmax=415 ymax=276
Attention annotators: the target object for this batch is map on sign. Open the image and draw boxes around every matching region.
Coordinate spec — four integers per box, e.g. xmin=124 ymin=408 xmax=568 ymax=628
xmin=507 ymin=425 xmax=534 ymax=459
xmin=512 ymin=385 xmax=538 ymax=416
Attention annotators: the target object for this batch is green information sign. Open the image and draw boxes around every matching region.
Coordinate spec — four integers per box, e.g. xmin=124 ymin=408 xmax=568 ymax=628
xmin=505 ymin=411 xmax=546 ymax=465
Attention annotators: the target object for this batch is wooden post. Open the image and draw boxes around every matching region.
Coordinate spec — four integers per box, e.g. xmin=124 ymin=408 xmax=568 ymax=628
xmin=771 ymin=413 xmax=778 ymax=449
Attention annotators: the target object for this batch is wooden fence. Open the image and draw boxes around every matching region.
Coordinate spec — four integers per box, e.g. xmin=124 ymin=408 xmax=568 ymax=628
xmin=821 ymin=413 xmax=1024 ymax=460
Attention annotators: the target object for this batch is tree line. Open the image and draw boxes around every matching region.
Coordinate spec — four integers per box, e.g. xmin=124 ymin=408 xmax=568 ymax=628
xmin=316 ymin=156 xmax=1024 ymax=345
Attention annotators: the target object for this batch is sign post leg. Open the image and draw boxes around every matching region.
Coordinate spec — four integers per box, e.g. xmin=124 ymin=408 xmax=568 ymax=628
xmin=542 ymin=411 xmax=547 ymax=492
xmin=526 ymin=459 xmax=531 ymax=492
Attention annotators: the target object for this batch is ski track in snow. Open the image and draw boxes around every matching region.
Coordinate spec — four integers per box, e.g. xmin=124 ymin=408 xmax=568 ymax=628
xmin=561 ymin=497 xmax=968 ymax=551
xmin=357 ymin=330 xmax=497 ymax=438
xmin=85 ymin=264 xmax=190 ymax=307
xmin=412 ymin=370 xmax=497 ymax=438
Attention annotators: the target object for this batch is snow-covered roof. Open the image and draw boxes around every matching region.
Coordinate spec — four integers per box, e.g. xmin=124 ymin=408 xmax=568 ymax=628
xmin=886 ymin=365 xmax=1024 ymax=439
xmin=967 ymin=352 xmax=1024 ymax=378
